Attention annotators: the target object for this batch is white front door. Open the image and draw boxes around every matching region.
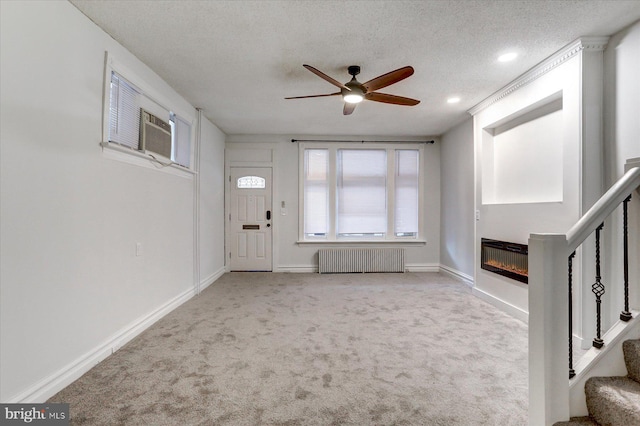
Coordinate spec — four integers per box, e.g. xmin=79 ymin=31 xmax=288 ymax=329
xmin=229 ymin=167 xmax=272 ymax=271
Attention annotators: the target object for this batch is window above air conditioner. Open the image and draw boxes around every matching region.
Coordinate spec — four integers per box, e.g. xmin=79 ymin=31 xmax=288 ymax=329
xmin=105 ymin=66 xmax=192 ymax=170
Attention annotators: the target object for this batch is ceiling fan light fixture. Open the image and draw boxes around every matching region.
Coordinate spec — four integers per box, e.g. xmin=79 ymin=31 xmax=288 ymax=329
xmin=344 ymin=93 xmax=364 ymax=104
xmin=343 ymin=83 xmax=364 ymax=104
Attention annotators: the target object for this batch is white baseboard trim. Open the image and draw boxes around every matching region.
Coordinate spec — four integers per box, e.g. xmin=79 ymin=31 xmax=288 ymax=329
xmin=199 ymin=267 xmax=226 ymax=292
xmin=472 ymin=287 xmax=529 ymax=323
xmin=405 ymin=263 xmax=440 ymax=272
xmin=439 ymin=265 xmax=474 ymax=287
xmin=9 ymin=286 xmax=196 ymax=403
xmin=275 ymin=265 xmax=317 ymax=273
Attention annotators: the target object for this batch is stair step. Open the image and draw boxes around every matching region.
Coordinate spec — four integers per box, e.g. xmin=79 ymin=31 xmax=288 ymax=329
xmin=585 ymin=376 xmax=640 ymax=426
xmin=623 ymin=339 xmax=640 ymax=383
xmin=553 ymin=416 xmax=599 ymax=425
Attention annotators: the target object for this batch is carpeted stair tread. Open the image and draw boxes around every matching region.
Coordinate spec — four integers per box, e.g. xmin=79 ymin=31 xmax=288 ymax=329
xmin=623 ymin=339 xmax=640 ymax=383
xmin=553 ymin=416 xmax=599 ymax=425
xmin=585 ymin=376 xmax=640 ymax=426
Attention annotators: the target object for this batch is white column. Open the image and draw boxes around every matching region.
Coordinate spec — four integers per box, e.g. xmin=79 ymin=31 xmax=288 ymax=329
xmin=529 ymin=233 xmax=570 ymax=425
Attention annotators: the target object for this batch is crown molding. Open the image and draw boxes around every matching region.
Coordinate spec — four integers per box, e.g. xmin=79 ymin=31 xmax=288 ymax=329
xmin=468 ymin=36 xmax=609 ymax=115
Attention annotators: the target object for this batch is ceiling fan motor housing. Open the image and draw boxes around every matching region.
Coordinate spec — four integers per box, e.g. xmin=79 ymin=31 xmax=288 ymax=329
xmin=348 ymin=65 xmax=361 ymax=76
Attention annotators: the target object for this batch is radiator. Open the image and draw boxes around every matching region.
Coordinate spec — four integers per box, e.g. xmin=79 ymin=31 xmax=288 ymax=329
xmin=318 ymin=248 xmax=405 ymax=273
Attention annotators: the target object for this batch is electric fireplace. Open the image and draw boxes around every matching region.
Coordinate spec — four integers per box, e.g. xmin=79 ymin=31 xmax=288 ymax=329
xmin=481 ymin=238 xmax=528 ymax=284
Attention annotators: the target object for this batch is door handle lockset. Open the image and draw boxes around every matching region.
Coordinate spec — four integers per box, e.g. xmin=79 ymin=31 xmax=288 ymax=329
xmin=266 ymin=210 xmax=271 ymax=220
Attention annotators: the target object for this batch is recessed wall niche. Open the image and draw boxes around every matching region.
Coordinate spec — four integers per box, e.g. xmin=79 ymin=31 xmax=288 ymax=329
xmin=482 ymin=92 xmax=563 ymax=205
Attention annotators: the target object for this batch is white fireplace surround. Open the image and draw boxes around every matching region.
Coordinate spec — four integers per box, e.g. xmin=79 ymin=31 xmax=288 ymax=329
xmin=470 ymin=36 xmax=608 ymax=329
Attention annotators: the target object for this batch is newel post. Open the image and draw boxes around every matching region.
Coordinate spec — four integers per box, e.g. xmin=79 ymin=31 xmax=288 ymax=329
xmin=529 ymin=234 xmax=570 ymax=425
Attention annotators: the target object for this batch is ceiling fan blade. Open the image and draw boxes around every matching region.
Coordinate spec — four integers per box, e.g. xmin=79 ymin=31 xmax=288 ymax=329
xmin=343 ymin=102 xmax=357 ymax=115
xmin=362 ymin=66 xmax=414 ymax=92
xmin=285 ymin=92 xmax=341 ymax=100
xmin=303 ymin=64 xmax=350 ymax=91
xmin=365 ymin=92 xmax=420 ymax=106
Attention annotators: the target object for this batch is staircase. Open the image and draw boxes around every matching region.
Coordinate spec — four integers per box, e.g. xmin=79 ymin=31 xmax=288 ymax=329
xmin=555 ymin=339 xmax=640 ymax=426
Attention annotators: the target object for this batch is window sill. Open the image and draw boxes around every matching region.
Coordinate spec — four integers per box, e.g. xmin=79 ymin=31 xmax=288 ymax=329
xmin=101 ymin=142 xmax=195 ymax=178
xmin=296 ymin=240 xmax=426 ymax=246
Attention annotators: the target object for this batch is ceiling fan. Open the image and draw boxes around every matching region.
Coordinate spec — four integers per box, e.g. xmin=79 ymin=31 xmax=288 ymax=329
xmin=285 ymin=64 xmax=420 ymax=115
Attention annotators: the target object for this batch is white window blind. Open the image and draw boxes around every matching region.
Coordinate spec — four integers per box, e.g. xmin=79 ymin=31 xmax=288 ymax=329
xmin=300 ymin=144 xmax=422 ymax=242
xmin=173 ymin=115 xmax=191 ymax=167
xmin=303 ymin=149 xmax=329 ymax=237
xmin=109 ymin=72 xmax=140 ymax=149
xmin=394 ymin=150 xmax=419 ymax=236
xmin=337 ymin=149 xmax=387 ymax=237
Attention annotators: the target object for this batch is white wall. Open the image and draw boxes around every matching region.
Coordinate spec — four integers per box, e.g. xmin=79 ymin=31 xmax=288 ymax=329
xmin=440 ymin=118 xmax=474 ymax=282
xmin=199 ymin=117 xmax=227 ymax=287
xmin=604 ymin=22 xmax=640 ymax=184
xmin=603 ymin=21 xmax=640 ymax=327
xmin=225 ymin=135 xmax=441 ymax=272
xmin=0 ymin=1 xmax=226 ymax=402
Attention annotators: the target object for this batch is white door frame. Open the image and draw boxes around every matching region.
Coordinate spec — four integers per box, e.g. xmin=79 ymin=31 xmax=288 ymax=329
xmin=224 ymin=144 xmax=278 ymax=272
xmin=228 ymin=167 xmax=273 ymax=271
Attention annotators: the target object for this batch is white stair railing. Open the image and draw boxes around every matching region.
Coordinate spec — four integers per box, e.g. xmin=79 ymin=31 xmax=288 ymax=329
xmin=528 ymin=158 xmax=640 ymax=425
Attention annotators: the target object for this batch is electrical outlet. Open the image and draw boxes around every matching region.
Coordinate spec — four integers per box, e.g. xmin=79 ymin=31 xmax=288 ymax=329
xmin=136 ymin=242 xmax=143 ymax=256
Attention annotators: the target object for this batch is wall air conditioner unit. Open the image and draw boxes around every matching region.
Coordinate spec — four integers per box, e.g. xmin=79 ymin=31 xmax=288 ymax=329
xmin=139 ymin=109 xmax=172 ymax=160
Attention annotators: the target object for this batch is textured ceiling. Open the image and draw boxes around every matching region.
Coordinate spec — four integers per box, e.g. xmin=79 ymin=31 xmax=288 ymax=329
xmin=70 ymin=0 xmax=640 ymax=137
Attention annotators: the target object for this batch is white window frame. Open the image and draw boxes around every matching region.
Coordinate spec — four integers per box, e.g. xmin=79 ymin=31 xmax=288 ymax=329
xmin=236 ymin=175 xmax=266 ymax=189
xmin=297 ymin=142 xmax=425 ymax=244
xmin=101 ymin=52 xmax=195 ymax=176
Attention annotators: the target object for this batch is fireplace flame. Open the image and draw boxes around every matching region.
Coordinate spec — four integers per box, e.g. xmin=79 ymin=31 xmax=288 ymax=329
xmin=484 ymin=259 xmax=528 ymax=277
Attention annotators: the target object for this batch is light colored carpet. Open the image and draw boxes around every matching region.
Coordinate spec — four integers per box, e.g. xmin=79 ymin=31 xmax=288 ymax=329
xmin=49 ymin=272 xmax=528 ymax=425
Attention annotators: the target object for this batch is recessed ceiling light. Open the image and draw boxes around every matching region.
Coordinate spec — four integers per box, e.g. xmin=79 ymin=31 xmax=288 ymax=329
xmin=447 ymin=97 xmax=460 ymax=104
xmin=498 ymin=52 xmax=518 ymax=62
